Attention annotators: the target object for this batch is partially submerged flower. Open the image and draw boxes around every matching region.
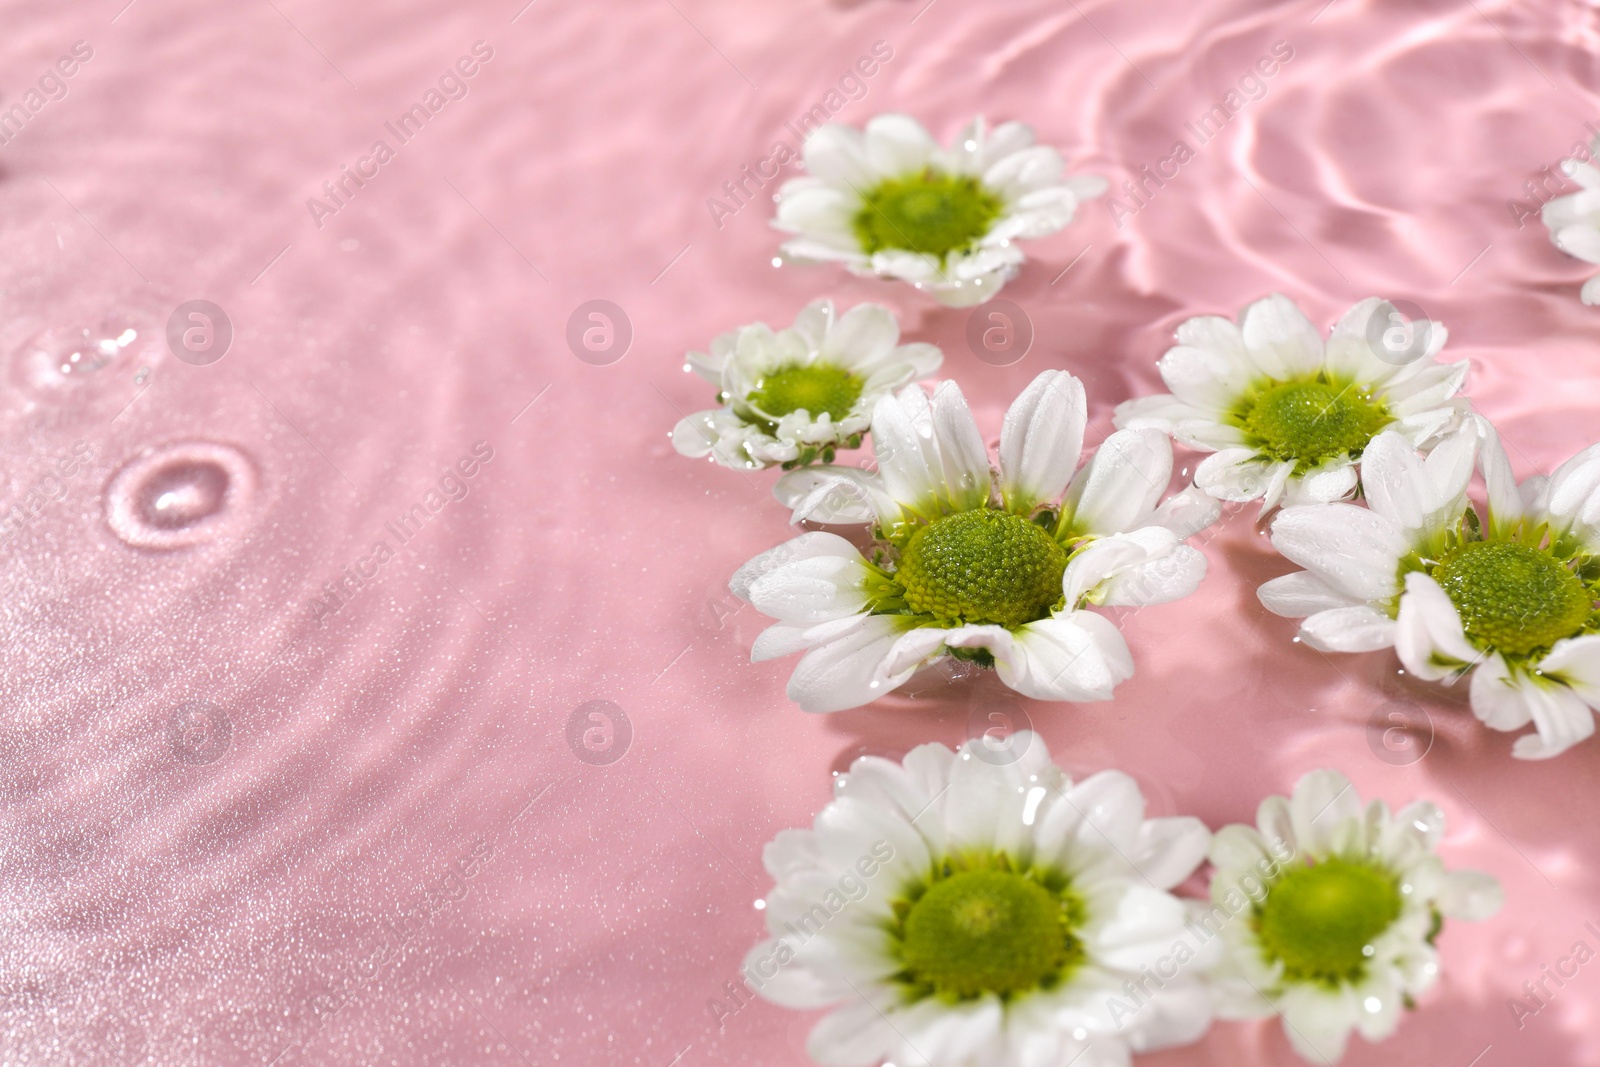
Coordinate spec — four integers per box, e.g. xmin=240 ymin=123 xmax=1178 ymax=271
xmin=732 ymin=371 xmax=1218 ymax=712
xmin=773 ymin=114 xmax=1106 ymax=307
xmin=1541 ymin=136 xmax=1600 ymax=304
xmin=1114 ymin=294 xmax=1467 ymax=512
xmin=1260 ymin=421 xmax=1600 ymax=759
xmin=672 ymin=299 xmax=941 ymax=470
xmin=744 ymin=732 xmax=1215 ymax=1067
xmin=1207 ymin=769 xmax=1502 ymax=1063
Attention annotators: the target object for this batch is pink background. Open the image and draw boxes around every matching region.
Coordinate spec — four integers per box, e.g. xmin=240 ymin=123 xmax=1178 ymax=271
xmin=1 ymin=0 xmax=1598 ymax=1063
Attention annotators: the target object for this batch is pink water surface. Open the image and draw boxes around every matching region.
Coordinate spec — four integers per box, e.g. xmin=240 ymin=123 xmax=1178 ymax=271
xmin=2 ymin=0 xmax=1599 ymax=1064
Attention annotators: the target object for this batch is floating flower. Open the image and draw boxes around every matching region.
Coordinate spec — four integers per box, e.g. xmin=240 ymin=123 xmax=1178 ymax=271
xmin=1206 ymin=769 xmax=1502 ymax=1064
xmin=1114 ymin=294 xmax=1468 ymax=512
xmin=1261 ymin=420 xmax=1600 ymax=759
xmin=1540 ymin=137 xmax=1600 ymax=304
xmin=672 ymin=299 xmax=942 ymax=470
xmin=743 ymin=732 xmax=1215 ymax=1067
xmin=732 ymin=371 xmax=1218 ymax=712
xmin=773 ymin=114 xmax=1106 ymax=307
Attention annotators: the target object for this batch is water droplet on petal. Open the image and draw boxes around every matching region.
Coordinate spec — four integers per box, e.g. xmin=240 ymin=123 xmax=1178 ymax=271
xmin=104 ymin=441 xmax=257 ymax=550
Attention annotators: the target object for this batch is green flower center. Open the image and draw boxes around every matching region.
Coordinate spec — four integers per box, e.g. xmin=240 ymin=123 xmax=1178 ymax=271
xmin=899 ymin=869 xmax=1081 ymax=1000
xmin=854 ymin=169 xmax=1004 ymax=263
xmin=1256 ymin=859 xmax=1402 ymax=984
xmin=747 ymin=363 xmax=863 ymax=421
xmin=1235 ymin=379 xmax=1390 ymax=471
xmin=1431 ymin=540 xmax=1593 ymax=657
xmin=896 ymin=510 xmax=1067 ymax=628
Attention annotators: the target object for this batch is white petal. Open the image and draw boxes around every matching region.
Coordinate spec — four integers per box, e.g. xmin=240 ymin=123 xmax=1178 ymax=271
xmin=890 ymin=997 xmax=1004 ymax=1066
xmin=1350 ymin=968 xmax=1403 ymax=1042
xmin=1556 ymin=223 xmax=1600 ymax=263
xmin=938 ymin=742 xmax=1034 ymax=856
xmin=671 ymin=411 xmax=720 ymax=458
xmin=732 ymin=532 xmax=863 ymax=601
xmin=1508 ymin=675 xmax=1597 ymax=759
xmin=998 ymin=370 xmax=1086 ymax=512
xmin=1154 ymin=342 xmax=1251 ymax=410
xmin=811 ymin=797 xmax=932 ymax=903
xmin=1465 ymin=653 xmax=1536 ymax=731
xmin=1268 ymin=504 xmax=1407 ymax=601
xmin=1358 ymin=427 xmax=1476 ymax=535
xmin=753 ymin=615 xmax=865 ymax=662
xmin=981 ymin=144 xmax=1066 ymax=201
xmin=1121 ymin=981 xmax=1214 ymax=1051
xmin=1062 ymin=528 xmax=1180 ymax=605
xmin=1145 ymin=485 xmax=1223 ymax=539
xmin=1257 ymin=571 xmax=1360 ymax=618
xmin=1255 ymin=794 xmax=1299 ymax=857
xmin=786 ymin=616 xmax=917 ymax=712
xmin=1126 ymin=816 xmax=1211 ymax=890
xmin=929 ymin=382 xmax=996 ymax=512
xmin=1473 ymin=417 xmax=1525 ymax=536
xmin=1289 ymin=768 xmax=1360 ymax=858
xmin=1582 ymin=273 xmax=1600 ymax=305
xmin=775 ymin=185 xmax=860 ymax=237
xmin=743 ymin=939 xmax=848 ymax=1009
xmin=775 ymin=466 xmax=893 ymax=526
xmin=1086 ymin=884 xmax=1188 ymax=970
xmin=1539 ymin=633 xmax=1600 ymax=707
xmin=1209 ymin=823 xmax=1270 ymax=875
xmin=1098 ymin=543 xmax=1206 ymax=608
xmin=1062 ymin=769 xmax=1147 ymax=854
xmin=748 ymin=553 xmax=873 ymax=623
xmin=1540 ymin=441 xmax=1600 ymax=546
xmin=1239 ymin=292 xmax=1325 ymax=379
xmin=805 ymin=995 xmax=899 ymax=1067
xmin=802 ymin=123 xmax=874 ymax=187
xmin=999 ymin=613 xmax=1133 ymax=702
xmin=863 ymin=113 xmax=938 ymax=176
xmin=1277 ymin=984 xmax=1355 ymax=1065
xmin=1293 ymin=461 xmax=1358 ymax=505
xmin=1393 ymin=572 xmax=1478 ymax=680
xmin=1194 ymin=449 xmax=1273 ymax=502
xmin=872 ymin=383 xmax=991 ymax=517
xmin=822 ymin=302 xmax=901 ymax=369
xmin=1063 ymin=429 xmax=1173 ymax=536
xmin=1111 ymin=392 xmax=1206 ymax=433
xmin=1298 ymin=606 xmax=1398 ymax=653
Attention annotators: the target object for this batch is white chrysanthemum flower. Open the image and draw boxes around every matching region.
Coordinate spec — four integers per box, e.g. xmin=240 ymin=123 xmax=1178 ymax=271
xmin=1113 ymin=294 xmax=1468 ymax=512
xmin=731 ymin=371 xmax=1220 ymax=712
xmin=1540 ymin=136 xmax=1600 ymax=304
xmin=672 ymin=300 xmax=942 ymax=470
xmin=1206 ymin=769 xmax=1502 ymax=1064
xmin=773 ymin=114 xmax=1107 ymax=307
xmin=1260 ymin=419 xmax=1600 ymax=759
xmin=743 ymin=732 xmax=1215 ymax=1067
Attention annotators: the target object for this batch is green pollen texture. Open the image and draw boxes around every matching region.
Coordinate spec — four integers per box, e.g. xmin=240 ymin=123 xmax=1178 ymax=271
xmin=1431 ymin=540 xmax=1594 ymax=657
xmin=895 ymin=510 xmax=1067 ymax=628
xmin=853 ymin=169 xmax=1004 ymax=262
xmin=1256 ymin=858 xmax=1402 ymax=984
xmin=899 ymin=870 xmax=1079 ymax=1000
xmin=1235 ymin=378 xmax=1390 ymax=470
xmin=747 ymin=363 xmax=864 ymax=421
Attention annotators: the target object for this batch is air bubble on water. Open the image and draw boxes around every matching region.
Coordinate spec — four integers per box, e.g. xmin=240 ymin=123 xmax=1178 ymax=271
xmin=16 ymin=318 xmax=144 ymax=390
xmin=104 ymin=441 xmax=257 ymax=550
